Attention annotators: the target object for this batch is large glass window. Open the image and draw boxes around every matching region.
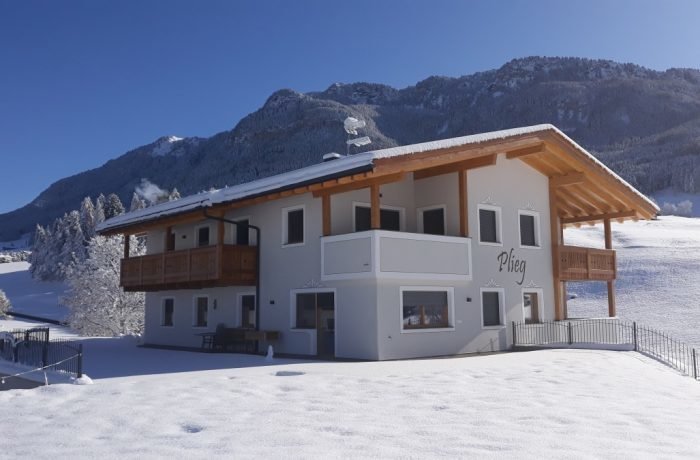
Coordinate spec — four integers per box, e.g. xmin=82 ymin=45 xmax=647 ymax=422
xmin=354 ymin=206 xmax=401 ymax=232
xmin=162 ymin=298 xmax=174 ymax=327
xmin=194 ymin=297 xmax=208 ymax=327
xmin=482 ymin=290 xmax=503 ymax=327
xmin=479 ymin=207 xmax=500 ymax=244
xmin=402 ymin=290 xmax=450 ymax=330
xmin=295 ymin=292 xmax=334 ymax=329
xmin=235 ymin=219 xmax=250 ymax=246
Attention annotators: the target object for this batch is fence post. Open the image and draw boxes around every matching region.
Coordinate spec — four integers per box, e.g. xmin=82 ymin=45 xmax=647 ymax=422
xmin=77 ymin=344 xmax=83 ymax=379
xmin=633 ymin=322 xmax=638 ymax=351
xmin=512 ymin=322 xmax=517 ymax=348
xmin=568 ymin=322 xmax=573 ymax=345
xmin=693 ymin=349 xmax=697 ymax=380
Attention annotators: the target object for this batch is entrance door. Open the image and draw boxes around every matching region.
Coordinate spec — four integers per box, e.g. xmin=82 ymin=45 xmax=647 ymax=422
xmin=240 ymin=294 xmax=255 ymax=328
xmin=316 ymin=292 xmax=335 ymax=358
xmin=523 ymin=292 xmax=540 ymax=324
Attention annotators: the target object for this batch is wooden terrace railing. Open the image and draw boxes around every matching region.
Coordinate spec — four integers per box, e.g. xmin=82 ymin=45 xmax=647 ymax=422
xmin=120 ymin=244 xmax=257 ymax=291
xmin=559 ymin=245 xmax=616 ymax=281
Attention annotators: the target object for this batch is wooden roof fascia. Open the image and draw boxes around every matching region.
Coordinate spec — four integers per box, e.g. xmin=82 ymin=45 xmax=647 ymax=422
xmin=412 ymin=154 xmax=496 ymax=180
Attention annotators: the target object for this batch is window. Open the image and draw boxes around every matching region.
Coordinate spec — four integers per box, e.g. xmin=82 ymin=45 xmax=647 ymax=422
xmin=235 ymin=219 xmax=250 ymax=246
xmin=518 ymin=211 xmax=540 ymax=248
xmin=523 ymin=291 xmax=540 ymax=324
xmin=354 ymin=205 xmax=401 ymax=232
xmin=481 ymin=289 xmax=504 ymax=328
xmin=194 ymin=297 xmax=208 ymax=327
xmin=240 ymin=294 xmax=255 ymax=328
xmin=294 ymin=291 xmax=334 ymax=329
xmin=401 ymin=288 xmax=453 ymax=331
xmin=166 ymin=232 xmax=175 ymax=251
xmin=283 ymin=206 xmax=304 ymax=246
xmin=197 ymin=226 xmax=210 ymax=247
xmin=162 ymin=298 xmax=174 ymax=327
xmin=478 ymin=206 xmax=501 ymax=244
xmin=419 ymin=206 xmax=446 ymax=235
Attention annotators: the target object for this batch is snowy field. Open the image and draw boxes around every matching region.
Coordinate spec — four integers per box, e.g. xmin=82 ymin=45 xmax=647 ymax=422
xmin=0 ymin=339 xmax=699 ymax=458
xmin=0 ymin=261 xmax=69 ymax=321
xmin=566 ymin=216 xmax=700 ymax=348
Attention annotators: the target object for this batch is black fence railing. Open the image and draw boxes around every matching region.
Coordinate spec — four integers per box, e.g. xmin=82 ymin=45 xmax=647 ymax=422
xmin=513 ymin=319 xmax=699 ymax=381
xmin=0 ymin=327 xmax=83 ymax=378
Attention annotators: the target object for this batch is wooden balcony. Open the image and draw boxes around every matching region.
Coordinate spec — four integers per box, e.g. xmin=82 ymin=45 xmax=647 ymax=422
xmin=559 ymin=245 xmax=616 ymax=281
xmin=120 ymin=244 xmax=257 ymax=291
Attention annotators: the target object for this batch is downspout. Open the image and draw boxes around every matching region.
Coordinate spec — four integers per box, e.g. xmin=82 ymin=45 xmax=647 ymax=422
xmin=203 ymin=211 xmax=262 ymax=353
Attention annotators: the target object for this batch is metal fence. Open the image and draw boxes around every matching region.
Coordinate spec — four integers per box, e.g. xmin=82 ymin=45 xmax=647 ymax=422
xmin=513 ymin=319 xmax=699 ymax=381
xmin=0 ymin=327 xmax=83 ymax=378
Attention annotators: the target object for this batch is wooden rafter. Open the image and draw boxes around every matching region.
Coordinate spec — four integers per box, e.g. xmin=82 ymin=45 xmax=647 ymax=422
xmin=550 ymin=172 xmax=586 ymax=188
xmin=505 ymin=143 xmax=545 ymax=159
xmin=561 ymin=210 xmax=637 ymax=225
xmin=312 ymin=172 xmax=405 ymax=198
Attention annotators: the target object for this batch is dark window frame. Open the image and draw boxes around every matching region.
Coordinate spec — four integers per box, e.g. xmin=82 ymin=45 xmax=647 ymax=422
xmin=162 ymin=298 xmax=174 ymax=327
xmin=401 ymin=289 xmax=451 ymax=331
xmin=353 ymin=204 xmax=402 ymax=232
xmin=481 ymin=290 xmax=503 ymax=328
xmin=284 ymin=207 xmax=305 ymax=246
xmin=478 ymin=207 xmax=500 ymax=244
xmin=519 ymin=211 xmax=539 ymax=247
xmin=194 ymin=296 xmax=208 ymax=328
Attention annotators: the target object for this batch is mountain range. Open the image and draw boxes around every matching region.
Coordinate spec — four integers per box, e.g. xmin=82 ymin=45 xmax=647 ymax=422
xmin=2 ymin=56 xmax=700 ymax=240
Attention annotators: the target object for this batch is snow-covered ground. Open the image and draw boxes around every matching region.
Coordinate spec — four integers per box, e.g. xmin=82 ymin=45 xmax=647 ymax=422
xmin=566 ymin=216 xmax=700 ymax=348
xmin=0 ymin=341 xmax=699 ymax=458
xmin=0 ymin=261 xmax=69 ymax=321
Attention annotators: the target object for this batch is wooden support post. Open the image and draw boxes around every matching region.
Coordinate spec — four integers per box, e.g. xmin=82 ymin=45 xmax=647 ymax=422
xmin=458 ymin=169 xmax=469 ymax=237
xmin=123 ymin=234 xmax=130 ymax=259
xmin=604 ymin=218 xmax=616 ymax=317
xmin=549 ymin=182 xmax=564 ymax=320
xmin=370 ymin=183 xmax=380 ymax=229
xmin=322 ymin=194 xmax=331 ymax=237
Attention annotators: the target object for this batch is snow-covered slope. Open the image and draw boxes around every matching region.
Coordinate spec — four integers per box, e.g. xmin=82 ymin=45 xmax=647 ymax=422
xmin=0 ymin=344 xmax=698 ymax=457
xmin=566 ymin=216 xmax=700 ymax=347
xmin=0 ymin=262 xmax=68 ymax=321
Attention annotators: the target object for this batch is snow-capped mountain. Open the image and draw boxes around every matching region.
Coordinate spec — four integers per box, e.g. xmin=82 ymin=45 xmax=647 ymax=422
xmin=2 ymin=56 xmax=700 ymax=240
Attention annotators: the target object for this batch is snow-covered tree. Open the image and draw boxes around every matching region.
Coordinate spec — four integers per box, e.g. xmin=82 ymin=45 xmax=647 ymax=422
xmin=104 ymin=193 xmax=125 ymax=219
xmin=80 ymin=197 xmax=97 ymax=239
xmin=95 ymin=194 xmax=106 ymax=224
xmin=129 ymin=192 xmax=146 ymax=212
xmin=29 ymin=224 xmax=49 ymax=280
xmin=169 ymin=188 xmax=181 ymax=201
xmin=0 ymin=289 xmax=10 ymax=317
xmin=63 ymin=235 xmax=145 ymax=336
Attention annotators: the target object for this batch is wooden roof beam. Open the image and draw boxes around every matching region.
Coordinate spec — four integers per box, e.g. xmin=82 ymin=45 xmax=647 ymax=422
xmin=312 ymin=172 xmax=405 ymax=198
xmin=561 ymin=210 xmax=638 ymax=225
xmin=505 ymin=143 xmax=545 ymax=159
xmin=413 ymin=154 xmax=496 ymax=180
xmin=551 ymin=172 xmax=586 ymax=188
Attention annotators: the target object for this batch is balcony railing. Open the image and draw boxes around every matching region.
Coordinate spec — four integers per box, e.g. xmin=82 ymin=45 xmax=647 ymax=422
xmin=120 ymin=244 xmax=257 ymax=291
xmin=559 ymin=245 xmax=616 ymax=281
xmin=321 ymin=230 xmax=472 ymax=281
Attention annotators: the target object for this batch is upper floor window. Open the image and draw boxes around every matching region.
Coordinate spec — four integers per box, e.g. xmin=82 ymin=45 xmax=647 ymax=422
xmin=282 ymin=205 xmax=305 ymax=246
xmin=197 ymin=226 xmax=210 ymax=247
xmin=518 ymin=210 xmax=540 ymax=248
xmin=478 ymin=205 xmax=502 ymax=245
xmin=418 ymin=206 xmax=446 ymax=235
xmin=235 ymin=219 xmax=250 ymax=246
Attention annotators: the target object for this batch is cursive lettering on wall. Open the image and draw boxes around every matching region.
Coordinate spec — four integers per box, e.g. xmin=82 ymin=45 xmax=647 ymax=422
xmin=497 ymin=248 xmax=527 ymax=286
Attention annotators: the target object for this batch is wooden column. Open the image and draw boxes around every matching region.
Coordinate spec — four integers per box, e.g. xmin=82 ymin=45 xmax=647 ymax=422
xmin=458 ymin=169 xmax=469 ymax=237
xmin=322 ymin=194 xmax=331 ymax=237
xmin=370 ymin=183 xmax=381 ymax=229
xmin=123 ymin=234 xmax=130 ymax=259
xmin=548 ymin=182 xmax=564 ymax=320
xmin=604 ymin=218 xmax=616 ymax=317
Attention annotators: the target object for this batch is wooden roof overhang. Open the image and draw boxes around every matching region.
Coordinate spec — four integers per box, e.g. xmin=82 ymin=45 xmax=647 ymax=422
xmin=99 ymin=127 xmax=657 ymax=237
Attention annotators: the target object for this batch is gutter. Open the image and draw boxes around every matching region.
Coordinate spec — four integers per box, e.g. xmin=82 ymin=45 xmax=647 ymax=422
xmin=202 ymin=211 xmax=263 ymax=354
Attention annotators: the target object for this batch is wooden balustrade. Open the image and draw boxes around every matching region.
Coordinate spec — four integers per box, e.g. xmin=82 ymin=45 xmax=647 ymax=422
xmin=559 ymin=245 xmax=616 ymax=281
xmin=120 ymin=244 xmax=257 ymax=291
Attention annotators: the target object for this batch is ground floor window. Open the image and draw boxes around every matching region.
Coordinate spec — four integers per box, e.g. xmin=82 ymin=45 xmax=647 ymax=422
xmin=481 ymin=288 xmax=504 ymax=327
xmin=401 ymin=288 xmax=452 ymax=331
xmin=294 ymin=292 xmax=334 ymax=329
xmin=240 ymin=294 xmax=256 ymax=328
xmin=193 ymin=296 xmax=208 ymax=327
xmin=161 ymin=298 xmax=174 ymax=327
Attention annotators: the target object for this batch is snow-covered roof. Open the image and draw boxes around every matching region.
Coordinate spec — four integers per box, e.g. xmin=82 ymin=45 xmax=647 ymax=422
xmin=97 ymin=124 xmax=657 ymax=233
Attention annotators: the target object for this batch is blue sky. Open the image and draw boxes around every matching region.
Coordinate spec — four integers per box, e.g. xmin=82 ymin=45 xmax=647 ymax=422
xmin=1 ymin=0 xmax=698 ymax=214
